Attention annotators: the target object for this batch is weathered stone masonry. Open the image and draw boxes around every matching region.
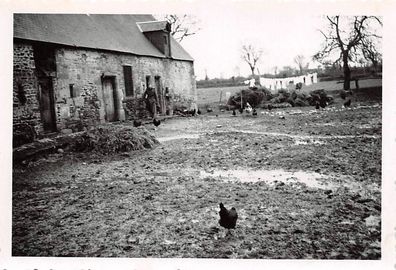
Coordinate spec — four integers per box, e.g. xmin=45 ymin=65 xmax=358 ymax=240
xmin=13 ymin=43 xmax=42 ymax=134
xmin=13 ymin=42 xmax=196 ymax=136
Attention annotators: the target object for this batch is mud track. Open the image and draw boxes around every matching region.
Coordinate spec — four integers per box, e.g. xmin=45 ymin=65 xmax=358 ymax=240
xmin=13 ymin=103 xmax=381 ymax=259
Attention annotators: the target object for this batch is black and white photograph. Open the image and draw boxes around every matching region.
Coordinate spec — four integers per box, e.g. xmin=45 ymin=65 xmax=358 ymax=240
xmin=1 ymin=0 xmax=396 ymax=269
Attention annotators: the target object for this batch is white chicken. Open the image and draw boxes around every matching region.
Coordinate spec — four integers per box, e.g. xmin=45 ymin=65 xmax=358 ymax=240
xmin=245 ymin=102 xmax=253 ymax=114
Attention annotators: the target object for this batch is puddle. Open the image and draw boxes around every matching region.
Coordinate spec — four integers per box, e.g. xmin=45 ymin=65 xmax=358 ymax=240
xmin=317 ymin=123 xmax=338 ymax=127
xmin=358 ymin=124 xmax=379 ymax=129
xmin=294 ymin=139 xmax=325 ymax=145
xmin=199 ymin=169 xmax=379 ymax=193
xmin=157 ymin=134 xmax=200 ymax=142
xmin=200 ymin=169 xmax=337 ymax=189
xmin=227 ymin=129 xmax=380 ymax=140
xmin=160 ymin=129 xmax=379 ymax=144
xmin=288 ymin=110 xmax=304 ymax=115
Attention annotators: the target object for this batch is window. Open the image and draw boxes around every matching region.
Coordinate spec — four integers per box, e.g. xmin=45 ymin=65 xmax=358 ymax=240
xmin=17 ymin=83 xmax=27 ymax=105
xmin=146 ymin=75 xmax=151 ymax=88
xmin=123 ymin=65 xmax=134 ymax=96
xmin=69 ymin=84 xmax=76 ymax=98
xmin=164 ymin=35 xmax=168 ymax=45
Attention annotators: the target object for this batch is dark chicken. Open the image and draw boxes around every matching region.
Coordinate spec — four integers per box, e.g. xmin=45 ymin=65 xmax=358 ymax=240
xmin=219 ymin=203 xmax=238 ymax=230
xmin=320 ymin=99 xmax=327 ymax=108
xmin=344 ymin=99 xmax=351 ymax=108
xmin=153 ymin=118 xmax=161 ymax=127
xmin=182 ymin=109 xmax=196 ymax=116
xmin=133 ymin=119 xmax=142 ymax=127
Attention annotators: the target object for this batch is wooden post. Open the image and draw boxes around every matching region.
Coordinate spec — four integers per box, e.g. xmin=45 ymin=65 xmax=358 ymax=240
xmin=241 ymin=90 xmax=243 ymax=109
xmin=163 ymin=90 xmax=166 ymax=114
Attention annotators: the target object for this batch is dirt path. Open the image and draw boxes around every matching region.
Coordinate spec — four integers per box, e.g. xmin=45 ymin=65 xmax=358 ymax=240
xmin=12 ymin=102 xmax=381 ymax=258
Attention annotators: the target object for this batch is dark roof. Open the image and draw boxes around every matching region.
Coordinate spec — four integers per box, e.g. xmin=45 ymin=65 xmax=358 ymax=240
xmin=14 ymin=13 xmax=193 ymax=62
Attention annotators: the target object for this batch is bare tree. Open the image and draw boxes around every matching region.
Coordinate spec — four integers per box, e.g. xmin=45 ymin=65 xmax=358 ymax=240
xmin=241 ymin=44 xmax=263 ymax=76
xmin=294 ymin=55 xmax=306 ymax=75
xmin=159 ymin=15 xmax=201 ymax=43
xmin=313 ymin=16 xmax=382 ymax=90
xmin=361 ymin=38 xmax=382 ymax=73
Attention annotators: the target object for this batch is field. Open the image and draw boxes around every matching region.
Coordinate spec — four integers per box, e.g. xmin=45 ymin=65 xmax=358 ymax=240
xmin=198 ymin=85 xmax=243 ymax=106
xmin=197 ymin=78 xmax=382 ymax=107
xmin=12 ymin=80 xmax=382 ymax=259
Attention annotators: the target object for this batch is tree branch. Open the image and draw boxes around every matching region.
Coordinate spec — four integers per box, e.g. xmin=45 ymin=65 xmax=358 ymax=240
xmin=163 ymin=14 xmax=201 ymax=43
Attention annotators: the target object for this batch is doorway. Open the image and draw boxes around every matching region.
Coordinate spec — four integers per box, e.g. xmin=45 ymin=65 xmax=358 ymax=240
xmin=154 ymin=76 xmax=165 ymax=114
xmin=33 ymin=43 xmax=57 ymax=132
xmin=102 ymin=76 xmax=118 ymax=122
xmin=145 ymin=75 xmax=151 ymax=89
xmin=38 ymin=77 xmax=57 ymax=132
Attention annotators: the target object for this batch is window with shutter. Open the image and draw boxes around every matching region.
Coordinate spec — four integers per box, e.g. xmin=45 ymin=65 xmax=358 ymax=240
xmin=123 ymin=65 xmax=134 ymax=96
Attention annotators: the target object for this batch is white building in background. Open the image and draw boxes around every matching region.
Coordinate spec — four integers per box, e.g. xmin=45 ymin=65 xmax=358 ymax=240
xmin=244 ymin=78 xmax=256 ymax=87
xmin=259 ymin=73 xmax=318 ymax=92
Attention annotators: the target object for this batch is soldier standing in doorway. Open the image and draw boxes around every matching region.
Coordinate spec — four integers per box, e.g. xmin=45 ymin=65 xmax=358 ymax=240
xmin=143 ymin=86 xmax=158 ymax=118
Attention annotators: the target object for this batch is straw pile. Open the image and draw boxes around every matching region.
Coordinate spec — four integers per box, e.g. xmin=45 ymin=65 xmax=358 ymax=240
xmin=73 ymin=125 xmax=159 ymax=154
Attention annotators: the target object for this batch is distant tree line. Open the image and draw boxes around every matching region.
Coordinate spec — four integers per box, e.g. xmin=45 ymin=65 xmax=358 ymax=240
xmin=197 ymin=62 xmax=381 ymax=89
xmin=316 ymin=60 xmax=382 ymax=81
xmin=196 ymin=76 xmax=247 ymax=89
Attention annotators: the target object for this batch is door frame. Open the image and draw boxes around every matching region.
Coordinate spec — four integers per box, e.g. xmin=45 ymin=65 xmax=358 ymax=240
xmin=154 ymin=75 xmax=165 ymax=114
xmin=38 ymin=76 xmax=57 ymax=132
xmin=101 ymin=73 xmax=119 ymax=122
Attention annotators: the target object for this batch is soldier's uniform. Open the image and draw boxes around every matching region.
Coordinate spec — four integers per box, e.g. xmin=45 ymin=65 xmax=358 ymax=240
xmin=143 ymin=87 xmax=158 ymax=117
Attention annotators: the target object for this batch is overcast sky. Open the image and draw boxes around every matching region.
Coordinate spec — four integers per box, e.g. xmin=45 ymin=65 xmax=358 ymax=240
xmin=180 ymin=10 xmax=326 ymax=80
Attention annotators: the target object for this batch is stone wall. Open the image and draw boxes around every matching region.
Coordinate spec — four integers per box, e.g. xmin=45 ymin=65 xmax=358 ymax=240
xmin=13 ymin=41 xmax=196 ymax=137
xmin=54 ymin=47 xmax=196 ymax=129
xmin=13 ymin=43 xmax=42 ymax=145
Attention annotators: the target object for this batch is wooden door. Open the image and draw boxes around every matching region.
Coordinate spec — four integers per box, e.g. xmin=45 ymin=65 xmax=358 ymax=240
xmin=39 ymin=77 xmax=56 ymax=132
xmin=155 ymin=76 xmax=165 ymax=114
xmin=102 ymin=78 xmax=116 ymax=122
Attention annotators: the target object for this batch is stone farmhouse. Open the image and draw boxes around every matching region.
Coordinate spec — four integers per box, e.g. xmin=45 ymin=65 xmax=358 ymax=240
xmin=13 ymin=14 xmax=196 ymax=143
